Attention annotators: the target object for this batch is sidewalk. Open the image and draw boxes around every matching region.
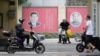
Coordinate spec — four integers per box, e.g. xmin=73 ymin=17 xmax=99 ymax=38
xmin=41 ymin=38 xmax=80 ymax=43
xmin=24 ymin=38 xmax=80 ymax=46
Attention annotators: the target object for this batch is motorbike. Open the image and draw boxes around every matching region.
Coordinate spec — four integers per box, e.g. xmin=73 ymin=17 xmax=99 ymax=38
xmin=76 ymin=32 xmax=100 ymax=52
xmin=2 ymin=26 xmax=45 ymax=54
xmin=60 ymin=30 xmax=67 ymax=44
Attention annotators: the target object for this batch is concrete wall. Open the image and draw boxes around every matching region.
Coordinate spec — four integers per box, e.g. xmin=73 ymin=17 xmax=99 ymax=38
xmin=0 ymin=0 xmax=17 ymax=38
xmin=88 ymin=0 xmax=100 ymax=37
xmin=23 ymin=0 xmax=66 ymax=6
xmin=17 ymin=6 xmax=22 ymax=23
xmin=98 ymin=2 xmax=100 ymax=36
xmin=0 ymin=0 xmax=9 ymax=38
xmin=0 ymin=0 xmax=9 ymax=29
xmin=58 ymin=6 xmax=66 ymax=33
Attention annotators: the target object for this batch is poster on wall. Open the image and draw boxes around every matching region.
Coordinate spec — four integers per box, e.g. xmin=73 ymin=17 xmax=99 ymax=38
xmin=66 ymin=7 xmax=88 ymax=32
xmin=22 ymin=7 xmax=58 ymax=33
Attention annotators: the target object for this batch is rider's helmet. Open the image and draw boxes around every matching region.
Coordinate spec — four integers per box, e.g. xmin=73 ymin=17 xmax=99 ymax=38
xmin=19 ymin=18 xmax=24 ymax=23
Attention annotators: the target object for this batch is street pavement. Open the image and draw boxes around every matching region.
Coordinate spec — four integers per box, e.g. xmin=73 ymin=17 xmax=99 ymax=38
xmin=0 ymin=38 xmax=100 ymax=56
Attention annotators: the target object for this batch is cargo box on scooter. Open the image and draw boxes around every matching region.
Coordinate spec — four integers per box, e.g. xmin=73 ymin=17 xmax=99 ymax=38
xmin=2 ymin=30 xmax=11 ymax=37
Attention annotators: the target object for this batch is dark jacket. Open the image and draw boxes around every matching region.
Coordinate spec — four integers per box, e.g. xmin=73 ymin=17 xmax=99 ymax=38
xmin=28 ymin=21 xmax=40 ymax=27
xmin=60 ymin=21 xmax=69 ymax=30
xmin=15 ymin=24 xmax=24 ymax=38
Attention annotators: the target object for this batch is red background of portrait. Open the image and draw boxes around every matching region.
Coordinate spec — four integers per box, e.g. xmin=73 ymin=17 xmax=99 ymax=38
xmin=66 ymin=7 xmax=88 ymax=32
xmin=22 ymin=7 xmax=58 ymax=33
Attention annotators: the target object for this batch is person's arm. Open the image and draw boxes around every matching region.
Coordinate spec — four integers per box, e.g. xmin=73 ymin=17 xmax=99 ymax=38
xmin=59 ymin=22 xmax=62 ymax=28
xmin=65 ymin=22 xmax=70 ymax=28
xmin=24 ymin=29 xmax=30 ymax=32
xmin=67 ymin=22 xmax=70 ymax=26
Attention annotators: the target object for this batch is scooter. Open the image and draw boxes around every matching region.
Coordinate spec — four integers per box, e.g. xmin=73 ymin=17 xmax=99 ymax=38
xmin=60 ymin=30 xmax=67 ymax=44
xmin=2 ymin=25 xmax=45 ymax=54
xmin=76 ymin=32 xmax=100 ymax=52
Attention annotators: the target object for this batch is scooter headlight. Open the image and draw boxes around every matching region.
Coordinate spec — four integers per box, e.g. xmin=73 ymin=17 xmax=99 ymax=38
xmin=8 ymin=38 xmax=10 ymax=40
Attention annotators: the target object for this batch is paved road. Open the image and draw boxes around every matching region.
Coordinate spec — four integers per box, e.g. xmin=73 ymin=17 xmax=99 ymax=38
xmin=0 ymin=38 xmax=100 ymax=56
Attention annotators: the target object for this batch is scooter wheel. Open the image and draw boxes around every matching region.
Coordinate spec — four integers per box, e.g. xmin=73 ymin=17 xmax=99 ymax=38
xmin=98 ymin=48 xmax=100 ymax=51
xmin=35 ymin=44 xmax=45 ymax=54
xmin=76 ymin=43 xmax=84 ymax=52
xmin=7 ymin=45 xmax=16 ymax=54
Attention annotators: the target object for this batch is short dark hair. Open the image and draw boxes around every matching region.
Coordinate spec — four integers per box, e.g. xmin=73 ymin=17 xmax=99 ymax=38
xmin=30 ymin=12 xmax=38 ymax=16
xmin=87 ymin=15 xmax=91 ymax=19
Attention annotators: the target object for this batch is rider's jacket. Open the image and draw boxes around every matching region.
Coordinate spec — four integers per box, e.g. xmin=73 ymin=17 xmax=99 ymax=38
xmin=15 ymin=23 xmax=24 ymax=38
xmin=60 ymin=21 xmax=69 ymax=30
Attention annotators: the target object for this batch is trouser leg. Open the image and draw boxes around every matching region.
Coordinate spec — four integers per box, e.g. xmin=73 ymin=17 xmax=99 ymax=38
xmin=26 ymin=37 xmax=29 ymax=45
xmin=19 ymin=38 xmax=24 ymax=48
xmin=58 ymin=34 xmax=61 ymax=43
xmin=67 ymin=36 xmax=71 ymax=43
xmin=32 ymin=37 xmax=36 ymax=42
xmin=24 ymin=35 xmax=30 ymax=45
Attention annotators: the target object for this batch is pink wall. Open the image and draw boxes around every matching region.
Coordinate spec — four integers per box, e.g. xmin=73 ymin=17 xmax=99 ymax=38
xmin=66 ymin=7 xmax=88 ymax=32
xmin=22 ymin=7 xmax=58 ymax=33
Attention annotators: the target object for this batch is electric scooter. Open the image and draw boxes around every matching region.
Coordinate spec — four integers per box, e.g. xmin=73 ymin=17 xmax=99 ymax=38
xmin=76 ymin=32 xmax=100 ymax=52
xmin=3 ymin=25 xmax=45 ymax=54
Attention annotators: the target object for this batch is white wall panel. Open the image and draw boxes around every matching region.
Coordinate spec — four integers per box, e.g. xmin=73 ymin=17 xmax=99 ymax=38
xmin=98 ymin=2 xmax=100 ymax=37
xmin=28 ymin=0 xmax=43 ymax=6
xmin=24 ymin=0 xmax=66 ymax=6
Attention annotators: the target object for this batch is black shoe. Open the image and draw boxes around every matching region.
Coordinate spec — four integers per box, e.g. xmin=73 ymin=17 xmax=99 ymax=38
xmin=68 ymin=42 xmax=71 ymax=44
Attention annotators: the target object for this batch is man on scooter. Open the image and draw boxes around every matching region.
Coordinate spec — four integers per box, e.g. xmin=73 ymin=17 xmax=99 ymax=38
xmin=58 ymin=19 xmax=71 ymax=43
xmin=15 ymin=18 xmax=29 ymax=47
